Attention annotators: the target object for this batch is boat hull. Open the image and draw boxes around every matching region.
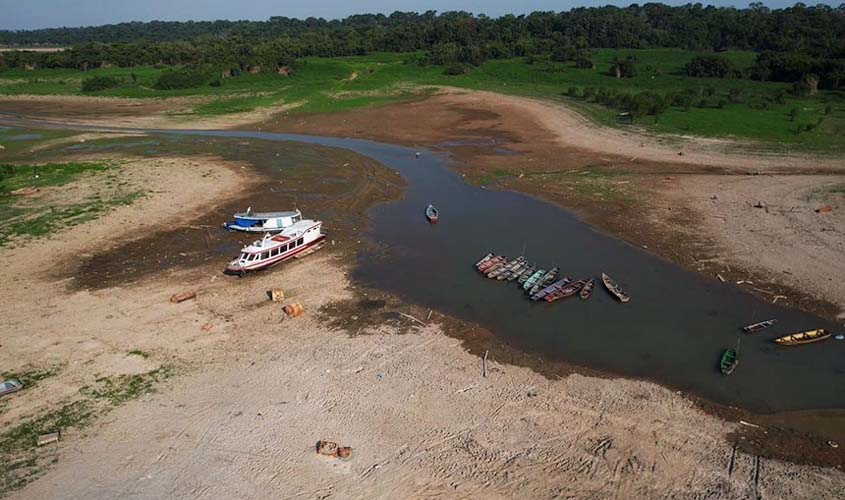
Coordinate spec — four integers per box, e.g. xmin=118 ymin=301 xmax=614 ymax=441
xmin=773 ymin=329 xmax=830 ymax=346
xmin=225 ymin=235 xmax=326 ymax=275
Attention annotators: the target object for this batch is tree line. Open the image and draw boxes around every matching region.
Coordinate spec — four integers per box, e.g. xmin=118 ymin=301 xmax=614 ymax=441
xmin=1 ymin=4 xmax=843 ymax=89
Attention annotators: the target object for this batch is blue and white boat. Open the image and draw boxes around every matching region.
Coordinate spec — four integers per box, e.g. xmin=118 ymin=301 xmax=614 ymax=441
xmin=223 ymin=207 xmax=303 ymax=233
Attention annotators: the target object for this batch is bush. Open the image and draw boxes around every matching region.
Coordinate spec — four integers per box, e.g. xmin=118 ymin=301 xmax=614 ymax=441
xmin=684 ymin=55 xmax=738 ymax=78
xmin=443 ymin=64 xmax=466 ymax=76
xmin=567 ymin=86 xmax=579 ymax=97
xmin=81 ymin=76 xmax=121 ymax=92
xmin=209 ymin=79 xmax=222 ymax=87
xmin=153 ymin=68 xmax=209 ymax=90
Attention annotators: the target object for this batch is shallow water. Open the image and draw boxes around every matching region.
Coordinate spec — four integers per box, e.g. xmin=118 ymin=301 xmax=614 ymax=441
xmin=3 ymin=121 xmax=844 ymax=413
xmin=159 ymin=129 xmax=844 ymax=414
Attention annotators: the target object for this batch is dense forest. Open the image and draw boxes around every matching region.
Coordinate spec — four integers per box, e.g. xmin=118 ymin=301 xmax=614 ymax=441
xmin=1 ymin=4 xmax=844 ymax=89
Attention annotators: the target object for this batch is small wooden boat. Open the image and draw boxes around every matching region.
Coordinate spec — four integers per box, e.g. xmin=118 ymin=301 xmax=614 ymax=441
xmin=513 ymin=266 xmax=535 ymax=283
xmin=531 ymin=277 xmax=571 ymax=301
xmin=425 ymin=204 xmax=439 ymax=224
xmin=601 ymin=273 xmax=630 ymax=303
xmin=475 ymin=253 xmax=494 ymax=268
xmin=484 ymin=260 xmax=507 ymax=276
xmin=500 ymin=261 xmax=528 ymax=281
xmin=545 ymin=280 xmax=586 ymax=303
xmin=579 ymin=278 xmax=595 ymax=301
xmin=773 ymin=329 xmax=830 ymax=346
xmin=478 ymin=255 xmax=505 ymax=273
xmin=720 ymin=340 xmax=740 ymax=375
xmin=529 ymin=268 xmax=559 ymax=295
xmin=517 ymin=266 xmax=537 ymax=285
xmin=488 ymin=257 xmax=523 ymax=279
xmin=523 ymin=269 xmax=546 ymax=291
xmin=742 ymin=319 xmax=776 ymax=333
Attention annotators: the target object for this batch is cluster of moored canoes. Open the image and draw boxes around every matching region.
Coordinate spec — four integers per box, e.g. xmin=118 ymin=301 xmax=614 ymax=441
xmin=719 ymin=319 xmax=842 ymax=375
xmin=474 ymin=252 xmax=630 ymax=303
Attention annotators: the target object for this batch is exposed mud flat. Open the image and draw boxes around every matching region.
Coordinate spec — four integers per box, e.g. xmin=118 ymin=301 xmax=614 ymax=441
xmin=263 ymin=89 xmax=845 ymax=320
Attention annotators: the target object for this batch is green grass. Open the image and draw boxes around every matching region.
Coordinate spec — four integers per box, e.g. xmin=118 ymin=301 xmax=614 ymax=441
xmin=2 ymin=49 xmax=844 ymax=150
xmin=81 ymin=366 xmax=172 ymax=405
xmin=0 ymin=161 xmax=144 ymax=246
xmin=1 ymin=366 xmax=60 ymax=389
xmin=0 ymin=365 xmax=174 ymax=495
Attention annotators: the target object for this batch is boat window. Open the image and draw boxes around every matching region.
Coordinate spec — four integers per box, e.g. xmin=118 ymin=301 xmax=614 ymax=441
xmin=297 ymin=237 xmax=304 ymax=246
xmin=262 ymin=252 xmax=270 ymax=259
xmin=294 ymin=214 xmax=301 ymax=222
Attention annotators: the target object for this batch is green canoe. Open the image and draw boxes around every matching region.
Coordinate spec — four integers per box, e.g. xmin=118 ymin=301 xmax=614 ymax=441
xmin=720 ymin=340 xmax=740 ymax=375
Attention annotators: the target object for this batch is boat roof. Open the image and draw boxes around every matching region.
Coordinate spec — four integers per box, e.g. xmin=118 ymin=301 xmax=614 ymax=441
xmin=235 ymin=209 xmax=301 ymax=219
xmin=240 ymin=219 xmax=320 ymax=253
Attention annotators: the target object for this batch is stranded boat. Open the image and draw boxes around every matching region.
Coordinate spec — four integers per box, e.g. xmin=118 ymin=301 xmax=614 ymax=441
xmin=742 ymin=319 xmax=776 ymax=333
xmin=225 ymin=219 xmax=325 ymax=276
xmin=601 ymin=273 xmax=630 ymax=303
xmin=426 ymin=204 xmax=439 ymax=224
xmin=773 ymin=329 xmax=830 ymax=346
xmin=223 ymin=207 xmax=303 ymax=233
xmin=531 ymin=277 xmax=571 ymax=301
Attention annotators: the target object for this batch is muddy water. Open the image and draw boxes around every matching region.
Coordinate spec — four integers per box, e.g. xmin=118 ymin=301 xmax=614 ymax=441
xmin=162 ymin=129 xmax=845 ymax=415
xmin=5 ymin=123 xmax=845 ymax=413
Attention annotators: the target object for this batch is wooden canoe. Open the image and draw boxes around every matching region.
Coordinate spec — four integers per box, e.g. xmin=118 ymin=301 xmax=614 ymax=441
xmin=475 ymin=253 xmax=494 ymax=268
xmin=531 ymin=277 xmax=571 ymax=301
xmin=487 ymin=257 xmax=523 ymax=279
xmin=742 ymin=319 xmax=776 ymax=333
xmin=579 ymin=278 xmax=595 ymax=301
xmin=529 ymin=268 xmax=559 ymax=295
xmin=773 ymin=329 xmax=830 ymax=346
xmin=720 ymin=345 xmax=739 ymax=375
xmin=478 ymin=255 xmax=504 ymax=273
xmin=545 ymin=279 xmax=586 ymax=303
xmin=601 ymin=273 xmax=630 ymax=303
xmin=425 ymin=204 xmax=439 ymax=223
xmin=517 ymin=266 xmax=536 ymax=284
xmin=523 ymin=269 xmax=546 ymax=291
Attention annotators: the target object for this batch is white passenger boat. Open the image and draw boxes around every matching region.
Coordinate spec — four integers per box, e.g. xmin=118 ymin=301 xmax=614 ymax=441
xmin=223 ymin=207 xmax=303 ymax=233
xmin=225 ymin=219 xmax=325 ymax=276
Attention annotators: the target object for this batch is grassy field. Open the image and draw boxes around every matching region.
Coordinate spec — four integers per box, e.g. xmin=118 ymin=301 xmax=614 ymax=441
xmin=1 ymin=49 xmax=844 ymax=151
xmin=0 ymin=158 xmax=143 ymax=246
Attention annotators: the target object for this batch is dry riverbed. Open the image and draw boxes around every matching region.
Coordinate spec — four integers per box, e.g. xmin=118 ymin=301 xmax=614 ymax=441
xmin=0 ymin=93 xmax=843 ymax=498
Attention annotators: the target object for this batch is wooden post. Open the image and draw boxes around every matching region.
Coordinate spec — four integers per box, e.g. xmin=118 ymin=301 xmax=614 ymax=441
xmin=482 ymin=350 xmax=489 ymax=378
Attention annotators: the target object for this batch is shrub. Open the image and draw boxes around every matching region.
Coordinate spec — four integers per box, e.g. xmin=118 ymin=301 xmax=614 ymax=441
xmin=684 ymin=55 xmax=738 ymax=78
xmin=81 ymin=76 xmax=121 ymax=92
xmin=209 ymin=79 xmax=222 ymax=87
xmin=567 ymin=86 xmax=579 ymax=97
xmin=153 ymin=68 xmax=209 ymax=90
xmin=443 ymin=64 xmax=466 ymax=76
